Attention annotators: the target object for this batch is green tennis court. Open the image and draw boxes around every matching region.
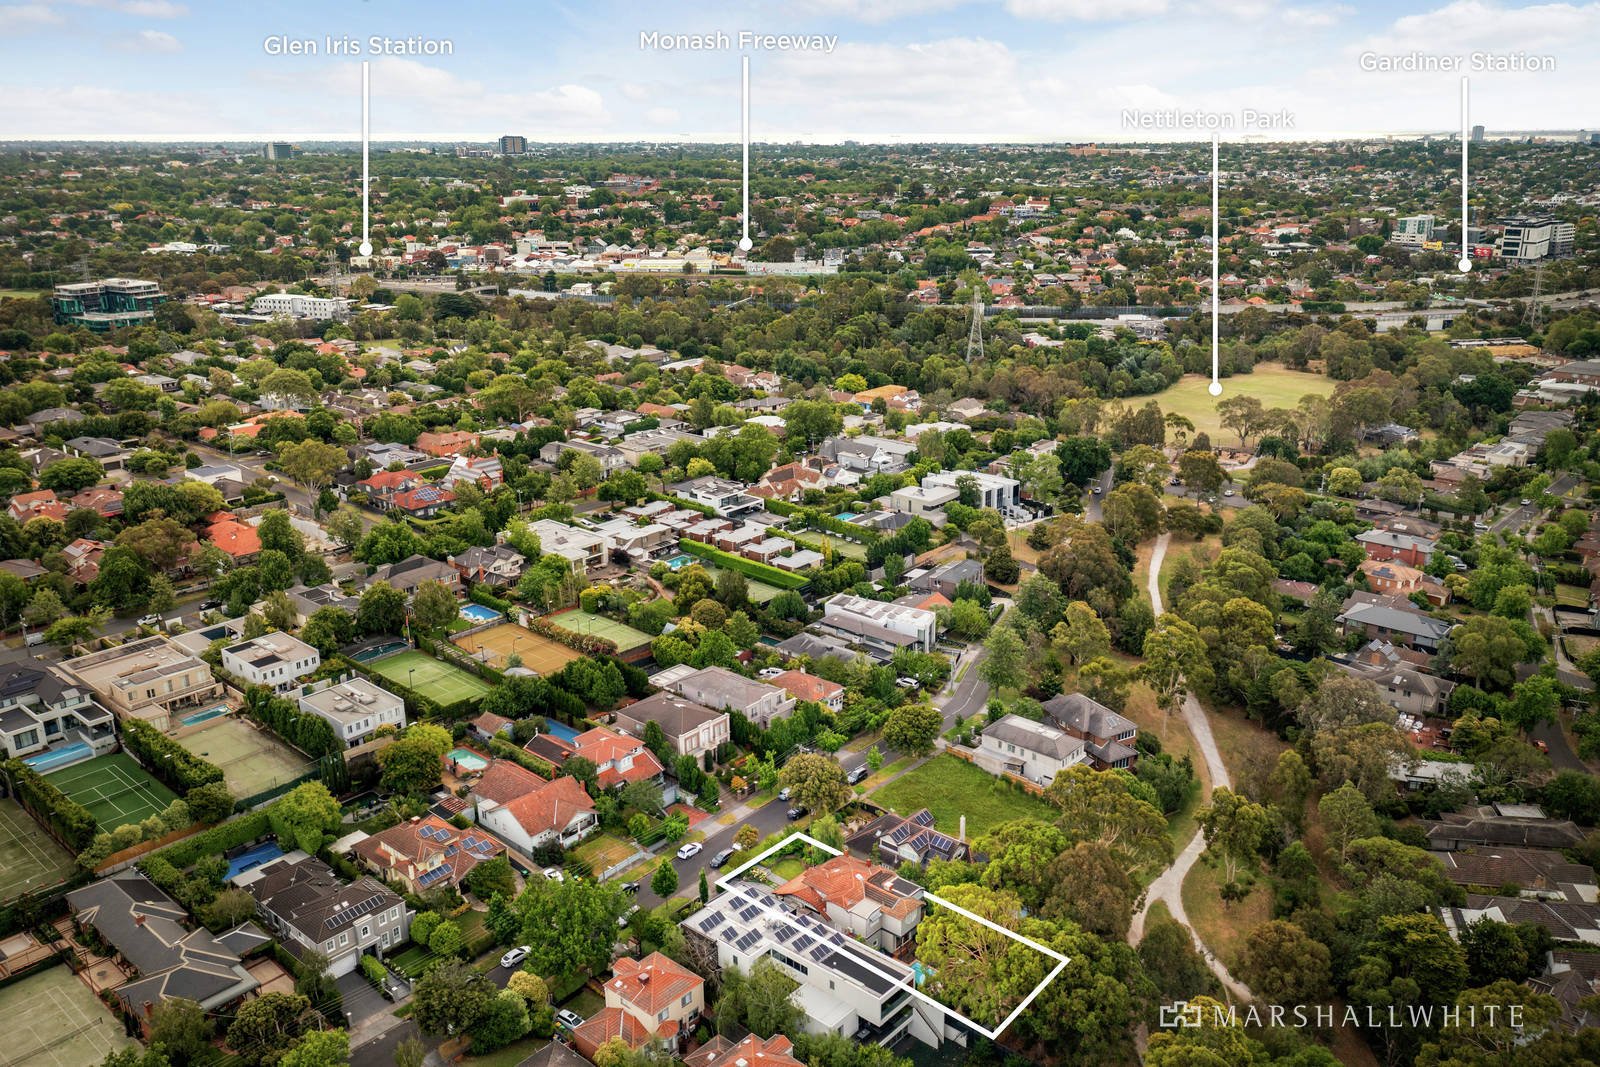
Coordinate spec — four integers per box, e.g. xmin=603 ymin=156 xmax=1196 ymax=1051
xmin=549 ymin=610 xmax=653 ymax=652
xmin=0 ymin=964 xmax=136 ymax=1067
xmin=0 ymin=800 xmax=78 ymax=901
xmin=46 ymin=753 xmax=177 ymax=832
xmin=367 ymin=650 xmax=492 ymax=705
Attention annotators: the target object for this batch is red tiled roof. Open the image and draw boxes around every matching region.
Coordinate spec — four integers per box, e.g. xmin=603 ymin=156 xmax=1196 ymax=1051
xmin=352 ymin=814 xmax=503 ymax=889
xmin=608 ymin=953 xmax=702 ymax=1016
xmin=573 ymin=727 xmax=663 ymax=788
xmin=571 ymin=1007 xmax=650 ymax=1059
xmin=769 ymin=670 xmax=843 ymax=704
xmin=501 ymin=775 xmax=594 ymax=837
xmin=206 ymin=517 xmax=260 ymax=557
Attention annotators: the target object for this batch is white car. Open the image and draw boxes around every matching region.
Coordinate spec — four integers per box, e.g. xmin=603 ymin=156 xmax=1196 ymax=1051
xmin=500 ymin=946 xmax=531 ymax=968
xmin=895 ymin=677 xmax=920 ymax=689
xmin=137 ymin=614 xmax=161 ymax=627
xmin=676 ymin=842 xmax=703 ymax=860
xmin=542 ymin=867 xmax=565 ymax=882
xmin=757 ymin=666 xmax=785 ymax=679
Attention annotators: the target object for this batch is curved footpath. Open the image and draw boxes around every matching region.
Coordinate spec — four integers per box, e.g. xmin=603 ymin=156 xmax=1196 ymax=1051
xmin=1126 ymin=532 xmax=1252 ymax=1002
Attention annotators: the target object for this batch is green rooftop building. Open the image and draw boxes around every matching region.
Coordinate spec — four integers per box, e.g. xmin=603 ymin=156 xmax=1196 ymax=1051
xmin=52 ymin=278 xmax=168 ymax=331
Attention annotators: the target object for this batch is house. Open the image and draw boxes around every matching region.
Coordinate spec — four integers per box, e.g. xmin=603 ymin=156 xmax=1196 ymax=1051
xmin=1439 ymin=894 xmax=1600 ymax=945
xmin=846 ymin=809 xmax=969 ymax=867
xmin=529 ymin=519 xmax=609 ymax=572
xmin=363 ymin=554 xmax=462 ymax=596
xmin=206 ymin=514 xmax=262 ymax=562
xmin=570 ymin=953 xmax=705 ymax=1060
xmin=818 ymin=594 xmax=937 ymax=657
xmin=221 ymin=632 xmax=321 ymax=692
xmin=285 ymin=583 xmax=360 ymax=625
xmin=357 ymin=469 xmax=422 ymax=505
xmin=685 ymin=1034 xmax=805 ymax=1067
xmin=669 ymin=475 xmax=764 ymax=518
xmin=922 ymin=470 xmax=1021 ymax=513
xmin=909 ymin=558 xmax=986 ymax=600
xmin=974 ymin=714 xmax=1086 ymax=787
xmin=1424 ymin=804 xmax=1585 ymax=852
xmin=470 ymin=759 xmax=598 ymax=853
xmin=239 ymin=853 xmax=413 ymax=976
xmin=1043 ymin=692 xmax=1139 ymax=770
xmin=446 ymin=454 xmax=504 ymax=490
xmin=767 ymin=669 xmax=844 ymax=713
xmin=1337 ymin=599 xmax=1453 ymax=652
xmin=64 ymin=435 xmax=129 ymax=469
xmin=297 ymin=675 xmax=407 ymax=747
xmin=656 ymin=665 xmax=796 ymax=729
xmin=66 ymin=874 xmax=260 ymax=1021
xmin=8 ymin=489 xmax=67 ymax=524
xmin=0 ymin=656 xmax=117 ymax=763
xmin=1356 ymin=529 xmax=1436 ymax=568
xmin=415 ymin=429 xmax=480 ymax=458
xmin=1429 ymin=846 xmax=1595 ymax=896
xmin=612 ymin=691 xmax=730 ymax=760
xmin=391 ymin=484 xmax=456 ymax=518
xmin=61 ymin=636 xmax=223 ymax=731
xmin=1532 ymin=951 xmax=1600 ymax=1031
xmin=1359 ymin=559 xmax=1450 ymax=606
xmin=819 ymin=435 xmax=915 ymax=474
xmin=470 ymin=710 xmax=515 ymax=742
xmin=773 ymin=853 xmax=925 ymax=952
xmin=526 ymin=726 xmax=665 ymax=791
xmin=352 ymin=814 xmax=505 ymax=895
xmin=448 ymin=544 xmax=526 ymax=587
xmin=70 ymin=486 xmax=124 ymax=518
xmin=1337 ymin=649 xmax=1456 ymax=717
xmin=682 ymin=881 xmax=957 ymax=1049
xmin=538 ymin=438 xmax=626 ymax=475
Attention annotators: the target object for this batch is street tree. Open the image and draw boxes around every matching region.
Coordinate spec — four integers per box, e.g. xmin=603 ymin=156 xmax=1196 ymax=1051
xmin=778 ymin=753 xmax=852 ymax=815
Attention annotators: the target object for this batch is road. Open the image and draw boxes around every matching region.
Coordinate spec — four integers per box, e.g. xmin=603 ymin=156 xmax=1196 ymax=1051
xmin=350 ymin=1019 xmax=436 ymax=1067
xmin=1082 ymin=467 xmax=1113 ymax=523
xmin=1488 ymin=473 xmax=1578 ymax=535
xmin=1126 ymin=533 xmax=1251 ymax=1002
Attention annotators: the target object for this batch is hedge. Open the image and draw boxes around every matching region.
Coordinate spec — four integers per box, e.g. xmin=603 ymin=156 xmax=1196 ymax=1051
xmin=242 ymin=687 xmax=340 ymax=759
xmin=150 ymin=808 xmax=273 ymax=870
xmin=4 ymin=761 xmax=97 ymax=851
xmin=121 ymin=718 xmax=225 ymax=792
xmin=486 ymin=737 xmax=556 ymax=779
xmin=676 ymin=539 xmax=810 ymax=589
xmin=469 ymin=585 xmax=515 ymax=613
xmin=527 ymin=615 xmax=619 ymax=657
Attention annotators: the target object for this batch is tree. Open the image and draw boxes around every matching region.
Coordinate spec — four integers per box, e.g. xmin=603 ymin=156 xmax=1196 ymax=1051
xmin=393 ymin=1036 xmax=426 ymax=1067
xmin=1177 ymin=450 xmax=1226 ymax=494
xmin=1140 ymin=613 xmax=1210 ymax=722
xmin=1238 ymin=920 xmax=1331 ymax=1006
xmin=883 ymin=703 xmax=942 ymax=757
xmin=1503 ymin=674 xmax=1560 ymax=731
xmin=1296 ymin=672 xmax=1394 ymax=735
xmin=278 ymin=1030 xmax=349 ymax=1067
xmin=1317 ymin=782 xmax=1380 ymax=862
xmin=1216 ymin=394 xmax=1264 ymax=447
xmin=1050 ymin=601 xmax=1111 ymax=668
xmin=983 ymin=541 xmax=1019 ymax=584
xmin=778 ymin=753 xmax=852 ymax=814
xmin=1043 ymin=765 xmax=1173 ymax=878
xmin=507 ymin=970 xmax=550 ymax=1005
xmin=1197 ymin=787 xmax=1272 ymax=885
xmin=268 ymin=782 xmax=342 ymax=854
xmin=202 ymin=887 xmax=258 ymax=929
xmin=513 ymin=876 xmax=627 ymax=979
xmin=44 ymin=614 xmax=98 ymax=649
xmin=301 ymin=606 xmax=355 ymax=655
xmin=379 ymin=735 xmax=444 ymax=796
xmin=410 ymin=579 xmax=458 ymax=632
xmin=651 ymin=860 xmax=679 ymax=898
xmin=1140 ymin=912 xmax=1217 ymax=1004
xmin=326 ymin=504 xmax=365 ymax=551
xmin=1056 ymin=435 xmax=1111 ymax=487
xmin=1310 ymin=721 xmax=1407 ymax=806
xmin=721 ymin=959 xmax=803 ymax=1038
xmin=117 ymin=517 xmax=197 ymax=573
xmin=357 ymin=581 xmax=408 ymax=635
xmin=597 ymin=469 xmax=648 ymax=506
xmin=1326 ymin=465 xmax=1363 ymax=496
xmin=1041 ymin=840 xmax=1135 ymax=940
xmin=226 ymin=992 xmax=311 ymax=1067
xmin=1265 ymin=750 xmax=1313 ymax=831
xmin=1347 ymin=914 xmax=1467 ymax=1065
xmin=39 ymin=456 xmax=105 ymax=492
xmin=430 ymin=919 xmax=464 ymax=957
xmin=149 ymin=997 xmax=211 ymax=1067
xmin=698 ymin=868 xmax=710 ymax=904
xmin=358 ymin=521 xmax=422 ymax=566
xmin=978 ymin=625 xmax=1027 ymax=692
xmin=783 ymin=399 xmax=843 ymax=450
xmin=471 ymin=990 xmax=531 ymax=1055
xmin=412 ymin=962 xmax=496 ymax=1037
xmin=23 ymin=587 xmax=67 ymax=628
xmin=1102 ymin=482 xmax=1164 ymax=542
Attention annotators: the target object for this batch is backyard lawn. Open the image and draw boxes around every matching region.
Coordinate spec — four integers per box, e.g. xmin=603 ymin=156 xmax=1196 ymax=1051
xmin=869 ymin=754 xmax=1055 ymax=838
xmin=1151 ymin=363 xmax=1336 ymax=444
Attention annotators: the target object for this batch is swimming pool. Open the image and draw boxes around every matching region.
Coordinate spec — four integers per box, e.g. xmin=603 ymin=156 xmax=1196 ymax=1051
xmin=25 ymin=742 xmax=93 ymax=773
xmin=179 ymin=705 xmax=229 ymax=728
xmin=665 ymin=554 xmax=694 ymax=571
xmin=541 ymin=720 xmax=579 ymax=743
xmin=226 ymin=841 xmax=284 ymax=881
xmin=352 ymin=640 xmax=410 ymax=663
xmin=447 ymin=748 xmax=489 ymax=773
xmin=459 ymin=604 xmax=502 ymax=624
xmin=836 ymin=511 xmax=860 ymax=521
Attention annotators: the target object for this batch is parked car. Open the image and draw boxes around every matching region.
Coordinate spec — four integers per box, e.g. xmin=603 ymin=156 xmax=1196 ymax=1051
xmin=542 ymin=867 xmax=565 ymax=882
xmin=1521 ymin=498 xmax=1532 ymax=506
xmin=676 ymin=842 xmax=703 ymax=860
xmin=1533 ymin=739 xmax=1549 ymax=753
xmin=499 ymin=946 xmax=531 ymax=969
xmin=556 ymin=1009 xmax=584 ymax=1031
xmin=777 ymin=787 xmax=791 ymax=802
xmin=1473 ymin=521 xmax=1489 ymax=531
xmin=758 ymin=666 xmax=785 ymax=679
xmin=847 ymin=765 xmax=870 ymax=785
xmin=619 ymin=881 xmax=640 ymax=894
xmin=616 ymin=904 xmax=641 ymax=927
xmin=137 ymin=614 xmax=160 ymax=627
xmin=786 ymin=806 xmax=807 ymax=821
xmin=710 ymin=848 xmax=735 ymax=869
xmin=895 ymin=676 xmax=920 ymax=689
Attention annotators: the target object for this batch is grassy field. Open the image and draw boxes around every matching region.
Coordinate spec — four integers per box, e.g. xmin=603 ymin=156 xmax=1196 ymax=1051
xmin=1151 ymin=363 xmax=1336 ymax=443
xmin=700 ymin=565 xmax=784 ymax=604
xmin=176 ymin=717 xmax=313 ymax=798
xmin=453 ymin=623 xmax=582 ymax=673
xmin=870 ymin=754 xmax=1055 ymax=839
xmin=369 ymin=650 xmax=493 ymax=705
xmin=47 ymin=753 xmax=177 ymax=831
xmin=0 ymin=964 xmax=136 ymax=1067
xmin=1180 ymin=855 xmax=1273 ymax=975
xmin=0 ymin=289 xmax=45 ymax=301
xmin=0 ymin=800 xmax=78 ymax=899
xmin=548 ymin=610 xmax=652 ymax=652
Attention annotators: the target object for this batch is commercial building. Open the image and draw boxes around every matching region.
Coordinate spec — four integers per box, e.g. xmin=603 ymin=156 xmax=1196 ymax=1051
xmin=498 ymin=134 xmax=528 ymax=155
xmin=1500 ymin=216 xmax=1577 ymax=260
xmin=221 ymin=632 xmax=321 ymax=693
xmin=251 ymin=293 xmax=351 ymax=321
xmin=296 ymin=675 xmax=407 ymax=747
xmin=61 ymin=636 xmax=223 ymax=731
xmin=1393 ymin=214 xmax=1436 ymax=247
xmin=262 ymin=142 xmax=297 ymax=160
xmin=52 ymin=278 xmax=167 ymax=331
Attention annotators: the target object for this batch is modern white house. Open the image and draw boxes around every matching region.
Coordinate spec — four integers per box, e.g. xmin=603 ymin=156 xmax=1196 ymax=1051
xmin=221 ymin=633 xmax=321 ymax=693
xmin=818 ymin=594 xmax=937 ymax=657
xmin=973 ymin=714 xmax=1087 ymax=787
xmin=921 ymin=469 xmax=1021 ymax=513
xmin=296 ymin=675 xmax=407 ymax=747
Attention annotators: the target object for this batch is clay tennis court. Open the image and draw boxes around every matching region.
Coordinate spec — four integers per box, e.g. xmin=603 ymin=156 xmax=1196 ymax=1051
xmin=454 ymin=622 xmax=582 ymax=674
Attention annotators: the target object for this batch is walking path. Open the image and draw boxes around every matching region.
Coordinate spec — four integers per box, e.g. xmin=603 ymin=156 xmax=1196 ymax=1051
xmin=1127 ymin=533 xmax=1252 ymax=1002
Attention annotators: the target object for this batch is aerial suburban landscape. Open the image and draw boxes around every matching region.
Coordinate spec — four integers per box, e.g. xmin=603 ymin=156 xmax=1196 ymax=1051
xmin=1 ymin=3 xmax=1599 ymax=1067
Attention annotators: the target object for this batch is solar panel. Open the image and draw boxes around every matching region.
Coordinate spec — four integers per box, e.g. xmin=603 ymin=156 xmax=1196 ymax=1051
xmin=737 ymin=905 xmax=761 ymax=923
xmin=735 ymin=930 xmax=762 ymax=952
xmin=792 ymin=934 xmax=814 ymax=953
xmin=698 ymin=914 xmax=724 ymax=934
xmin=418 ymin=865 xmax=451 ymax=888
xmin=808 ymin=943 xmax=832 ymax=963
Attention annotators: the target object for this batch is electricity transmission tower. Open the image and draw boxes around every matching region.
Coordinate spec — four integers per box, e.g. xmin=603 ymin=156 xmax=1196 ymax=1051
xmin=1525 ymin=262 xmax=1544 ymax=332
xmin=967 ymin=291 xmax=985 ymax=361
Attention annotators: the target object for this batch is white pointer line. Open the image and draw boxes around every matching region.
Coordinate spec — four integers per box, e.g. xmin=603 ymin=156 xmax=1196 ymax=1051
xmin=738 ymin=56 xmax=752 ymax=253
xmin=1459 ymin=76 xmax=1472 ymax=273
xmin=1210 ymin=132 xmax=1221 ymax=396
xmin=359 ymin=61 xmax=372 ymax=257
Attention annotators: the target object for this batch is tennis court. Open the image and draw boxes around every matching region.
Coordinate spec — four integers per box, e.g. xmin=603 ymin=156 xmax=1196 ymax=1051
xmin=368 ymin=650 xmax=493 ymax=705
xmin=548 ymin=610 xmax=653 ymax=652
xmin=46 ymin=753 xmax=177 ymax=832
xmin=453 ymin=622 xmax=581 ymax=674
xmin=0 ymin=964 xmax=135 ymax=1067
xmin=0 ymin=800 xmax=78 ymax=901
xmin=175 ymin=717 xmax=312 ymax=799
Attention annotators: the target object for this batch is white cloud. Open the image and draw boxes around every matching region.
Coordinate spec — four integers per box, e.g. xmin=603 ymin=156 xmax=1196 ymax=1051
xmin=785 ymin=0 xmax=968 ymax=21
xmin=121 ymin=28 xmax=180 ymax=52
xmin=62 ymin=0 xmax=187 ymax=14
xmin=1004 ymin=0 xmax=1170 ymax=20
xmin=645 ymin=106 xmax=680 ymax=124
xmin=0 ymin=3 xmax=63 ymax=30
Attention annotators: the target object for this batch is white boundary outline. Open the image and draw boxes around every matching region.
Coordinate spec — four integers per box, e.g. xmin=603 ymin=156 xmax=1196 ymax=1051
xmin=712 ymin=831 xmax=1069 ymax=1040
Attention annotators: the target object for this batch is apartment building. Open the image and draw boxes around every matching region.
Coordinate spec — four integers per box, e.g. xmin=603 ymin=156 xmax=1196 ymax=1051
xmin=62 ymin=636 xmax=224 ymax=731
xmin=251 ymin=293 xmax=351 ymax=321
xmin=221 ymin=633 xmax=321 ymax=693
xmin=52 ymin=278 xmax=167 ymax=331
xmin=296 ymin=675 xmax=407 ymax=747
xmin=1392 ymin=214 xmax=1435 ymax=246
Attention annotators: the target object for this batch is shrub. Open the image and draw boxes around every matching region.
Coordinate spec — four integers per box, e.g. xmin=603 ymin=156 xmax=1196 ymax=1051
xmin=5 ymin=760 xmax=96 ymax=850
xmin=121 ymin=718 xmax=224 ymax=792
xmin=676 ymin=540 xmax=810 ymax=589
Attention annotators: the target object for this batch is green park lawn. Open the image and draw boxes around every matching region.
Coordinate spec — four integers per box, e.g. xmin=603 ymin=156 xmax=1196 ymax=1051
xmin=869 ymin=754 xmax=1055 ymax=839
xmin=1150 ymin=362 xmax=1336 ymax=443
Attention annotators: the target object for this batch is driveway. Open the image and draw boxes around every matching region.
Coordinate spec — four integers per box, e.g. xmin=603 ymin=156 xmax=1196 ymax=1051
xmin=337 ymin=968 xmax=399 ymax=1042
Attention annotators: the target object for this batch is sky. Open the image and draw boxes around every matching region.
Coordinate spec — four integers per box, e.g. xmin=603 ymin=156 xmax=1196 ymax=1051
xmin=1 ymin=0 xmax=1597 ymax=142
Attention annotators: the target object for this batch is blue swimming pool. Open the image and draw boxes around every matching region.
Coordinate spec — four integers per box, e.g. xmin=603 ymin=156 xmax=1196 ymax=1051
xmin=665 ymin=554 xmax=694 ymax=571
xmin=447 ymin=748 xmax=489 ymax=772
xmin=541 ymin=720 xmax=579 ymax=743
xmin=179 ymin=704 xmax=229 ymax=727
xmin=25 ymin=742 xmax=93 ymax=773
xmin=460 ymin=604 xmax=502 ymax=624
xmin=352 ymin=640 xmax=410 ymax=663
xmin=836 ymin=511 xmax=860 ymax=521
xmin=226 ymin=841 xmax=284 ymax=881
